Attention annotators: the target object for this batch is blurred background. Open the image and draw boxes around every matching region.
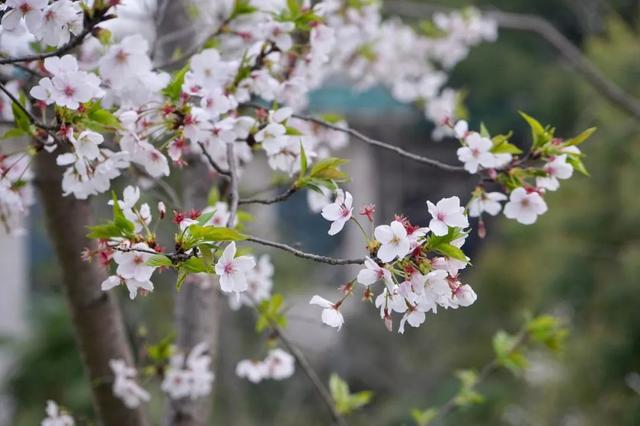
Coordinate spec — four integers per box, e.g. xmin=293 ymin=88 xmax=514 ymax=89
xmin=2 ymin=0 xmax=640 ymax=425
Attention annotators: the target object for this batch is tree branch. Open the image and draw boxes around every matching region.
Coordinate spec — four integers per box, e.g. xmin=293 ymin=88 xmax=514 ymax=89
xmin=431 ymin=330 xmax=529 ymax=425
xmin=226 ymin=143 xmax=239 ymax=227
xmin=384 ymin=1 xmax=640 ymax=120
xmin=238 ymin=185 xmax=297 ymax=205
xmin=241 ymin=103 xmax=465 ymax=172
xmin=246 ymin=235 xmax=365 ymax=265
xmin=197 ymin=141 xmax=230 ymax=179
xmin=0 ymin=81 xmax=56 ymax=131
xmin=0 ymin=9 xmax=110 ymax=65
xmin=274 ymin=327 xmax=348 ymax=426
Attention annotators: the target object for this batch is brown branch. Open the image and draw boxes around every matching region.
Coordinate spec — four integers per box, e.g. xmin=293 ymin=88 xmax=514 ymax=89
xmin=0 ymin=81 xmax=56 ymax=131
xmin=238 ymin=185 xmax=297 ymax=205
xmin=197 ymin=141 xmax=230 ymax=178
xmin=0 ymin=8 xmax=111 ymax=65
xmin=245 ymin=293 xmax=347 ymax=426
xmin=384 ymin=1 xmax=640 ymax=120
xmin=431 ymin=330 xmax=529 ymax=425
xmin=241 ymin=103 xmax=465 ymax=172
xmin=275 ymin=327 xmax=348 ymax=426
xmin=246 ymin=235 xmax=365 ymax=265
xmin=226 ymin=143 xmax=239 ymax=227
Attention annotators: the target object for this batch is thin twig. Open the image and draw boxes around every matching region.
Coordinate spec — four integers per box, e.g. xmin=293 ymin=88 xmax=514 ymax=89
xmin=246 ymin=235 xmax=365 ymax=265
xmin=276 ymin=327 xmax=348 ymax=426
xmin=242 ymin=103 xmax=465 ymax=172
xmin=0 ymin=11 xmax=109 ymax=65
xmin=0 ymin=81 xmax=56 ymax=131
xmin=226 ymin=143 xmax=239 ymax=227
xmin=384 ymin=1 xmax=640 ymax=121
xmin=432 ymin=330 xmax=529 ymax=425
xmin=239 ymin=185 xmax=297 ymax=205
xmin=197 ymin=141 xmax=230 ymax=178
xmin=245 ymin=293 xmax=347 ymax=426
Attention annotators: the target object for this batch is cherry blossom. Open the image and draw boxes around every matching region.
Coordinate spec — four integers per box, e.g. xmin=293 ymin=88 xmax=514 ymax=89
xmin=357 ymin=257 xmax=393 ymax=288
xmin=215 ymin=242 xmax=256 ymax=295
xmin=374 ymin=220 xmax=411 ymax=263
xmin=162 ymin=342 xmax=214 ymax=400
xmin=112 ymin=242 xmax=156 ymax=282
xmin=468 ymin=191 xmax=508 ymax=217
xmin=30 ymin=55 xmax=103 ymax=109
xmin=321 ymin=189 xmax=353 ymax=236
xmin=309 ymin=295 xmax=344 ymax=330
xmin=427 ymin=196 xmax=469 ymax=236
xmin=109 ymin=359 xmax=150 ymax=408
xmin=503 ymin=187 xmax=548 ymax=225
xmin=2 ymin=0 xmax=47 ymax=33
xmin=41 ymin=400 xmax=74 ymax=426
xmin=35 ymin=0 xmax=82 ymax=47
xmin=236 ymin=359 xmax=268 ymax=383
xmin=536 ymin=154 xmax=574 ymax=191
xmin=456 ymin=132 xmax=495 ymax=173
xmin=101 ymin=275 xmax=154 ymax=300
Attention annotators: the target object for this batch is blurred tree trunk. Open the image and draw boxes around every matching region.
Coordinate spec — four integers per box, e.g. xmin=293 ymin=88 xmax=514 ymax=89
xmin=34 ymin=150 xmax=149 ymax=426
xmin=156 ymin=1 xmax=222 ymax=425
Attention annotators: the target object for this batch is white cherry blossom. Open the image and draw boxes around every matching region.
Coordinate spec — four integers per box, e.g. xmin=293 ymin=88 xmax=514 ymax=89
xmin=536 ymin=154 xmax=573 ymax=191
xmin=503 ymin=187 xmax=548 ymax=225
xmin=357 ymin=257 xmax=393 ymax=288
xmin=109 ymin=359 xmax=150 ymax=408
xmin=468 ymin=191 xmax=508 ymax=217
xmin=41 ymin=400 xmax=74 ymax=426
xmin=320 ymin=189 xmax=353 ymax=236
xmin=215 ymin=242 xmax=256 ymax=294
xmin=374 ymin=220 xmax=411 ymax=263
xmin=309 ymin=295 xmax=344 ymax=330
xmin=427 ymin=196 xmax=469 ymax=236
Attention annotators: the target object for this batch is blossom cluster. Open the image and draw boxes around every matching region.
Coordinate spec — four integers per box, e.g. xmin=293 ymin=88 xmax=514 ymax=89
xmin=161 ymin=343 xmax=215 ymax=400
xmin=454 ymin=117 xmax=589 ymax=226
xmin=313 ymin=193 xmax=477 ymax=334
xmin=0 ymin=0 xmax=497 ymax=234
xmin=236 ymin=348 xmax=295 ymax=383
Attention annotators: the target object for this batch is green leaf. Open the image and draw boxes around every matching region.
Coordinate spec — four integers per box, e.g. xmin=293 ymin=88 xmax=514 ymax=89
xmin=565 ymin=127 xmax=596 ymax=146
xmin=256 ymin=294 xmax=287 ymax=332
xmin=526 ymin=315 xmax=567 ymax=353
xmin=231 ymin=0 xmax=257 ymax=19
xmin=309 ymin=157 xmax=349 ymax=181
xmin=519 ymin=111 xmax=552 ymax=148
xmin=330 ymin=374 xmax=373 ymax=415
xmin=146 ymin=254 xmax=173 ymax=267
xmin=411 ymin=408 xmax=438 ymax=426
xmin=11 ymin=100 xmax=31 ymax=132
xmin=181 ymin=257 xmax=212 ymax=273
xmin=1 ymin=127 xmax=28 ymax=140
xmin=208 ymin=187 xmax=220 ymax=205
xmin=87 ymin=108 xmax=120 ymax=129
xmin=299 ymin=142 xmax=308 ymax=178
xmin=566 ymin=154 xmax=589 ymax=176
xmin=493 ymin=331 xmax=527 ymax=374
xmin=176 ymin=268 xmax=188 ymax=290
xmin=197 ymin=210 xmax=215 ymax=226
xmin=162 ymin=63 xmax=190 ymax=101
xmin=187 ymin=225 xmax=247 ymax=242
xmin=111 ymin=192 xmax=135 ymax=234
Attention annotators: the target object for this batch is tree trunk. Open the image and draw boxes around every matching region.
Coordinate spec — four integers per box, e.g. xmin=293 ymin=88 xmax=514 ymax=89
xmin=34 ymin=150 xmax=149 ymax=426
xmin=164 ymin=161 xmax=222 ymax=426
xmin=156 ymin=2 xmax=223 ymax=424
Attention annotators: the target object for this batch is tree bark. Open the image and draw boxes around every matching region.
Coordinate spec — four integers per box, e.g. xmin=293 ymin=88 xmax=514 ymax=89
xmin=164 ymin=161 xmax=222 ymax=426
xmin=34 ymin=150 xmax=149 ymax=426
xmin=157 ymin=2 xmax=223 ymax=424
